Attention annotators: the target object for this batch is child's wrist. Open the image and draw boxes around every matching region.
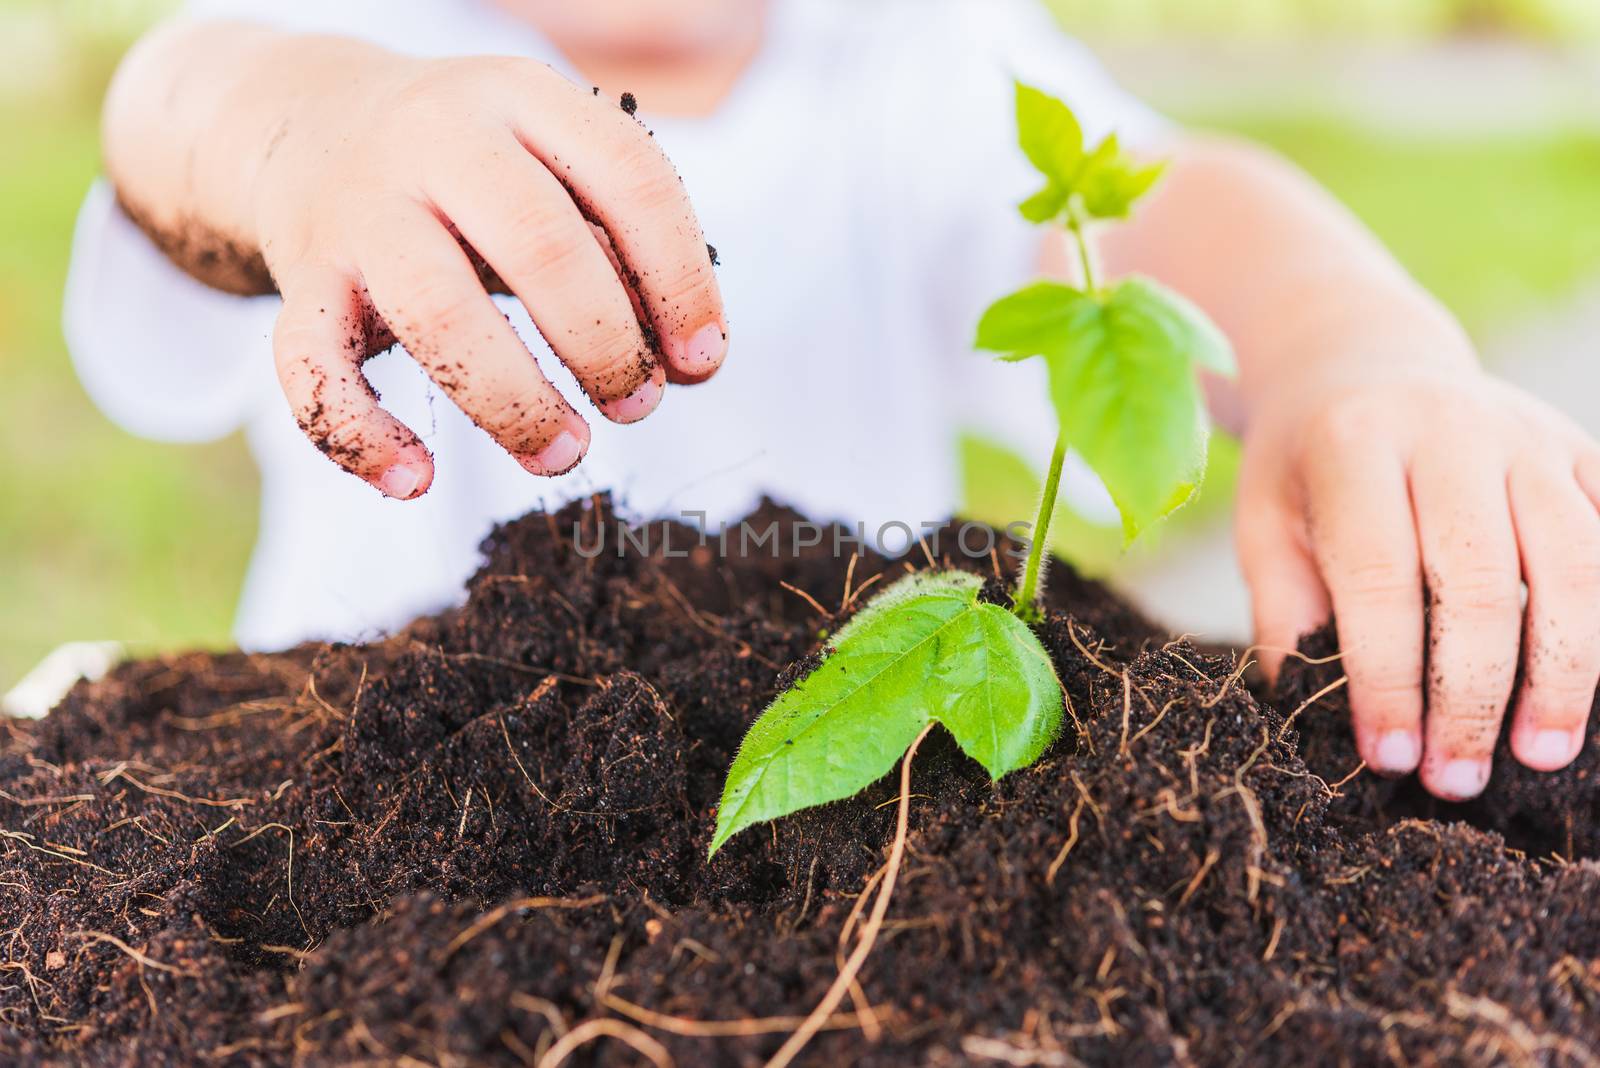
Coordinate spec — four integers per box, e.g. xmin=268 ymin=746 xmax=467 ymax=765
xmin=1236 ymin=272 xmax=1476 ymax=412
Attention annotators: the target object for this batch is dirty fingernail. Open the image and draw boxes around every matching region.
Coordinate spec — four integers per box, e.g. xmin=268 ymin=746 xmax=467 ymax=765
xmin=672 ymin=322 xmax=727 ymax=376
xmin=378 ymin=464 xmax=423 ymax=500
xmin=1527 ymin=728 xmax=1581 ymax=769
xmin=1435 ymin=759 xmax=1490 ymax=800
xmin=1371 ymin=730 xmax=1421 ymax=775
xmin=524 ymin=430 xmax=584 ymax=476
xmin=600 ymin=370 xmax=664 ymax=424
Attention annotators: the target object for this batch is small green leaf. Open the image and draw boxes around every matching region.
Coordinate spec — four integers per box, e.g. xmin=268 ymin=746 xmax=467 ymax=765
xmin=974 ymin=281 xmax=1098 ymax=363
xmin=1018 ymin=182 xmax=1070 ymax=224
xmin=1077 ymin=139 xmax=1167 ymax=221
xmin=1040 ymin=276 xmax=1234 ymax=541
xmin=938 ymin=605 xmax=1063 ymax=775
xmin=1015 ymin=81 xmax=1083 ymax=184
xmin=710 ymin=572 xmax=1062 ymax=855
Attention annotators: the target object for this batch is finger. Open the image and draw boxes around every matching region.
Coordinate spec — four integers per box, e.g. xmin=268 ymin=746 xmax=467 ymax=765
xmin=584 ymin=220 xmax=715 ymax=387
xmin=1234 ymin=475 xmax=1330 ymax=683
xmin=1576 ymin=448 xmax=1600 ymax=512
xmin=274 ymin=265 xmax=433 ymax=499
xmin=426 ymin=142 xmax=665 ymax=422
xmin=1508 ymin=460 xmax=1600 ymax=771
xmin=507 ymin=81 xmax=727 ymax=379
xmin=1411 ymin=450 xmax=1521 ymax=800
xmin=1304 ymin=443 xmax=1424 ymax=777
xmin=355 ymin=200 xmax=590 ymax=476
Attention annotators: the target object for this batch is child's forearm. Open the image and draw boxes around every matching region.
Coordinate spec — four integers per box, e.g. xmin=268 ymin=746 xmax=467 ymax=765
xmin=1098 ymin=136 xmax=1476 ymax=430
xmin=103 ymin=19 xmax=400 ymax=294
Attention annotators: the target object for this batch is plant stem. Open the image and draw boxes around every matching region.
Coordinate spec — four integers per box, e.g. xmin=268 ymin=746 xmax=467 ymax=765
xmin=1067 ymin=212 xmax=1099 ymax=291
xmin=1014 ymin=433 xmax=1067 ymax=622
xmin=1014 ymin=214 xmax=1098 ymax=621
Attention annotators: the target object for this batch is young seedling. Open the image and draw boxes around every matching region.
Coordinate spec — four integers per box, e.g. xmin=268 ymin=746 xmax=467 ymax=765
xmin=711 ymin=83 xmax=1235 ymax=858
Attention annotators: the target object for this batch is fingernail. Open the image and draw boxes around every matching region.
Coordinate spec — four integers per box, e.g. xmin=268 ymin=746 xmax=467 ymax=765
xmin=1371 ymin=730 xmax=1421 ymax=775
xmin=600 ymin=370 xmax=664 ymax=424
xmin=378 ymin=464 xmax=423 ymax=500
xmin=1527 ymin=728 xmax=1581 ymax=769
xmin=524 ymin=430 xmax=583 ymax=476
xmin=672 ymin=322 xmax=727 ymax=376
xmin=1435 ymin=759 xmax=1490 ymax=801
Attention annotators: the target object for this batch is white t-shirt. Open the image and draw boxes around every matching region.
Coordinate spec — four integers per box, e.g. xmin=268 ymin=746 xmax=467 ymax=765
xmin=64 ymin=0 xmax=1168 ymax=651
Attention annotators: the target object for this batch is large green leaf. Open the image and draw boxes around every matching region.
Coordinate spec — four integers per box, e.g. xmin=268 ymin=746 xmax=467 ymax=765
xmin=1046 ymin=277 xmax=1232 ymax=541
xmin=975 ymin=276 xmax=1235 ymax=543
xmin=709 ymin=572 xmax=1062 ymax=855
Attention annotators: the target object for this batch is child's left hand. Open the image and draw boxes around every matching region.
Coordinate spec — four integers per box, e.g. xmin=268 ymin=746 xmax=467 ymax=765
xmin=1238 ymin=359 xmax=1600 ymax=799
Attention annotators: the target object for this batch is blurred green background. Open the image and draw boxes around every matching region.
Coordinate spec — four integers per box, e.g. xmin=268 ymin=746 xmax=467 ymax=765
xmin=3 ymin=0 xmax=1600 ymax=686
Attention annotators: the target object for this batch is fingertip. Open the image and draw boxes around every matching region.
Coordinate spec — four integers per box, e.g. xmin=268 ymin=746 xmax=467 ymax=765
xmin=1256 ymin=645 xmax=1287 ymax=687
xmin=1512 ymin=723 xmax=1584 ymax=772
xmin=1359 ymin=727 xmax=1421 ymax=778
xmin=375 ymin=446 xmax=435 ymax=500
xmin=598 ymin=364 xmax=665 ymax=424
xmin=662 ymin=321 xmax=727 ymax=381
xmin=519 ymin=418 xmax=590 ymax=477
xmin=1421 ymin=756 xmax=1490 ymax=802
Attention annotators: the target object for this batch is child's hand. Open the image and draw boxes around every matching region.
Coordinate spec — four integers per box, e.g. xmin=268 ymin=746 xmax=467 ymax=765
xmin=1238 ymin=363 xmax=1600 ymax=799
xmin=104 ymin=23 xmax=726 ymax=498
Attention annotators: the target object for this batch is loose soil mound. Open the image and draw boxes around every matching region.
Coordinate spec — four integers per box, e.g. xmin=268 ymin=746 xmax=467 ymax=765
xmin=3 ymin=497 xmax=1598 ymax=1067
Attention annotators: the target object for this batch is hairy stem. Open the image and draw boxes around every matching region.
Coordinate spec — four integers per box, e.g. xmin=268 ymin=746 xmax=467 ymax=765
xmin=1013 ymin=434 xmax=1067 ymax=622
xmin=1014 ymin=214 xmax=1099 ymax=620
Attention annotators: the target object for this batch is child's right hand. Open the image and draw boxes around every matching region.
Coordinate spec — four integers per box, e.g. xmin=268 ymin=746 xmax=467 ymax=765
xmin=103 ymin=22 xmax=727 ymax=498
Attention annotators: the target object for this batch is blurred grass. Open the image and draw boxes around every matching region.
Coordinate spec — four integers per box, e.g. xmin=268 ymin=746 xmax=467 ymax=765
xmin=1214 ymin=115 xmax=1600 ymax=336
xmin=5 ymin=6 xmax=1600 ymax=686
xmin=0 ymin=89 xmax=257 ymax=686
xmin=1044 ymin=0 xmax=1600 ymax=40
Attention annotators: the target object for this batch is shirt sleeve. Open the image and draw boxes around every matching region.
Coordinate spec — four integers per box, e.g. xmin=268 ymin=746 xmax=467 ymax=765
xmin=63 ymin=180 xmax=280 ymax=443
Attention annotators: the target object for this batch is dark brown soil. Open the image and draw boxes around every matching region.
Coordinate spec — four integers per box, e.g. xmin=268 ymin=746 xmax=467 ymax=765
xmin=4 ymin=496 xmax=1598 ymax=1067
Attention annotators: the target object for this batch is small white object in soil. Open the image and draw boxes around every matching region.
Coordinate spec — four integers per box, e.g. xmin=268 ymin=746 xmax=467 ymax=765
xmin=2 ymin=642 xmax=125 ymax=719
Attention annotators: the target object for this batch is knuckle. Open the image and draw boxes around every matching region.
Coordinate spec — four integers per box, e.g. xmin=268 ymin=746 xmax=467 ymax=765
xmin=399 ymin=272 xmax=480 ymax=334
xmin=567 ymin=324 xmax=644 ymax=383
xmin=298 ymin=404 xmax=380 ymax=474
xmin=1434 ymin=563 xmax=1520 ymax=617
xmin=612 ymin=143 xmax=684 ymax=212
xmin=654 ymin=259 xmax=717 ymax=309
xmin=1352 ymin=666 xmax=1421 ymax=707
xmin=504 ymin=210 xmax=594 ymax=278
xmin=472 ymin=382 xmax=558 ymax=442
xmin=1431 ymin=673 xmax=1513 ymax=729
xmin=1548 ymin=556 xmax=1600 ymax=602
xmin=1306 ymin=396 xmax=1384 ymax=452
xmin=1522 ymin=684 xmax=1596 ymax=728
xmin=1339 ymin=560 xmax=1419 ymax=606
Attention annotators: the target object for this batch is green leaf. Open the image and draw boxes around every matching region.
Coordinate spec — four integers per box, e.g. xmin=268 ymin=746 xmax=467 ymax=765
xmin=710 ymin=571 xmax=1062 ymax=855
xmin=1041 ymin=277 xmax=1234 ymax=541
xmin=1018 ymin=182 xmax=1070 ymax=224
xmin=974 ymin=281 xmax=1099 ymax=362
xmin=1015 ymin=81 xmax=1083 ymax=184
xmin=1126 ymin=277 xmax=1237 ymax=376
xmin=1078 ymin=141 xmax=1167 ymax=221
